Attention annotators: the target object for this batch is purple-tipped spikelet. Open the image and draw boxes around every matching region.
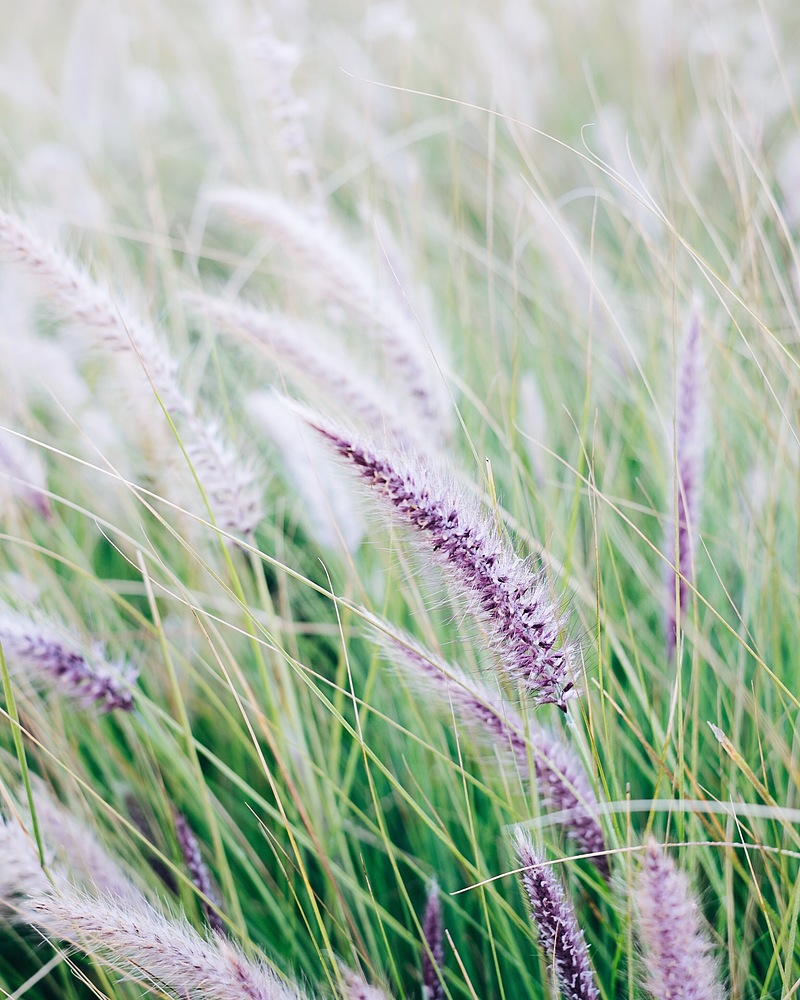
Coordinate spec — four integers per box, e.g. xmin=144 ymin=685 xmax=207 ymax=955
xmin=634 ymin=840 xmax=725 ymax=1000
xmin=383 ymin=634 xmax=607 ymax=873
xmin=0 ymin=607 xmax=137 ymax=711
xmin=174 ymin=811 xmax=224 ymax=934
xmin=23 ymin=883 xmax=305 ymax=1000
xmin=514 ymin=832 xmax=599 ymax=1000
xmin=308 ymin=417 xmax=577 ymax=710
xmin=421 ymin=882 xmax=445 ymax=1000
xmin=665 ymin=307 xmax=706 ymax=656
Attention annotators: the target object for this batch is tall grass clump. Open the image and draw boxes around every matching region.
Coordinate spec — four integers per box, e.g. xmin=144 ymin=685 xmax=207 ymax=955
xmin=0 ymin=2 xmax=798 ymax=999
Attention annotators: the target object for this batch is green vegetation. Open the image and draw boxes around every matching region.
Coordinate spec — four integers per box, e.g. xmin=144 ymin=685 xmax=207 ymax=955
xmin=0 ymin=2 xmax=798 ymax=997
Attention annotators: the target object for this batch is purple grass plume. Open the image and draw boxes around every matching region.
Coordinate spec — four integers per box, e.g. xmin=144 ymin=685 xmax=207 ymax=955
xmin=0 ymin=606 xmax=137 ymax=711
xmin=665 ymin=306 xmax=706 ymax=656
xmin=421 ymin=882 xmax=445 ymax=1000
xmin=634 ymin=839 xmax=725 ymax=1000
xmin=514 ymin=832 xmax=599 ymax=1000
xmin=307 ymin=415 xmax=578 ymax=711
xmin=23 ymin=882 xmax=306 ymax=1000
xmin=382 ymin=633 xmax=607 ymax=873
xmin=174 ymin=811 xmax=225 ymax=934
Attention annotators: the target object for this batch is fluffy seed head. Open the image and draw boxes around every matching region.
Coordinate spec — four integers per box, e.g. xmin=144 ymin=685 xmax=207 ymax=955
xmin=0 ymin=606 xmax=137 ymax=711
xmin=186 ymin=293 xmax=413 ymax=447
xmin=309 ymin=417 xmax=577 ymax=710
xmin=28 ymin=784 xmax=140 ymax=900
xmin=421 ymin=882 xmax=444 ymax=1000
xmin=0 ymin=207 xmax=186 ymax=414
xmin=634 ymin=840 xmax=724 ymax=1000
xmin=0 ymin=431 xmax=51 ymax=517
xmin=0 ymin=818 xmax=49 ymax=908
xmin=337 ymin=964 xmax=393 ymax=1000
xmin=382 ymin=633 xmax=607 ymax=872
xmin=0 ymin=208 xmax=263 ymax=539
xmin=184 ymin=417 xmax=263 ymax=538
xmin=174 ymin=811 xmax=224 ymax=934
xmin=208 ymin=188 xmax=449 ymax=437
xmin=23 ymin=884 xmax=305 ymax=1000
xmin=665 ymin=307 xmax=706 ymax=655
xmin=514 ymin=832 xmax=599 ymax=1000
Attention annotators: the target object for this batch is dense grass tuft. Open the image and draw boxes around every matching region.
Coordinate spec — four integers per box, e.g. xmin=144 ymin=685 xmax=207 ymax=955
xmin=0 ymin=3 xmax=798 ymax=998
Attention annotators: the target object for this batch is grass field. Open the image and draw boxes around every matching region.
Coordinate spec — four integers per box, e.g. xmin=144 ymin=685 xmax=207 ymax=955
xmin=0 ymin=2 xmax=799 ymax=998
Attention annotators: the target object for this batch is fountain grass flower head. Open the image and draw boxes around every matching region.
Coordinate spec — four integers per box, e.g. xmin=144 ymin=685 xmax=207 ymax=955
xmin=665 ymin=305 xmax=706 ymax=656
xmin=0 ymin=817 xmax=49 ymax=909
xmin=514 ymin=831 xmax=599 ymax=1000
xmin=22 ymin=881 xmax=306 ymax=1000
xmin=337 ymin=963 xmax=394 ymax=1000
xmin=634 ymin=839 xmax=725 ymax=1000
xmin=381 ymin=631 xmax=608 ymax=874
xmin=186 ymin=292 xmax=416 ymax=450
xmin=173 ymin=811 xmax=224 ymax=934
xmin=0 ymin=207 xmax=263 ymax=539
xmin=421 ymin=881 xmax=444 ymax=1000
xmin=0 ymin=605 xmax=137 ymax=712
xmin=207 ymin=188 xmax=451 ymax=440
xmin=304 ymin=411 xmax=579 ymax=711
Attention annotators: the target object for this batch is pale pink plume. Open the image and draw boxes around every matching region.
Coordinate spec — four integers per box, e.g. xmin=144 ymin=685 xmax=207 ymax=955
xmin=0 ymin=208 xmax=263 ymax=537
xmin=23 ymin=883 xmax=305 ymax=1000
xmin=634 ymin=840 xmax=725 ymax=1000
xmin=207 ymin=188 xmax=450 ymax=439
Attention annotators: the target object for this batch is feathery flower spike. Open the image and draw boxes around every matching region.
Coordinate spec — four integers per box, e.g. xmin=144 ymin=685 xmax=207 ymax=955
xmin=514 ymin=832 xmax=599 ymax=1000
xmin=665 ymin=306 xmax=706 ymax=655
xmin=382 ymin=633 xmax=607 ymax=873
xmin=634 ymin=839 xmax=725 ymax=1000
xmin=29 ymin=784 xmax=140 ymax=900
xmin=0 ymin=818 xmax=49 ymax=908
xmin=337 ymin=964 xmax=394 ymax=1000
xmin=0 ymin=208 xmax=263 ymax=538
xmin=307 ymin=416 xmax=577 ymax=710
xmin=421 ymin=882 xmax=444 ymax=1000
xmin=0 ymin=606 xmax=136 ymax=711
xmin=209 ymin=188 xmax=449 ymax=438
xmin=174 ymin=811 xmax=225 ymax=934
xmin=185 ymin=293 xmax=413 ymax=447
xmin=0 ymin=208 xmax=185 ymax=413
xmin=23 ymin=883 xmax=305 ymax=1000
xmin=0 ymin=432 xmax=51 ymax=517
